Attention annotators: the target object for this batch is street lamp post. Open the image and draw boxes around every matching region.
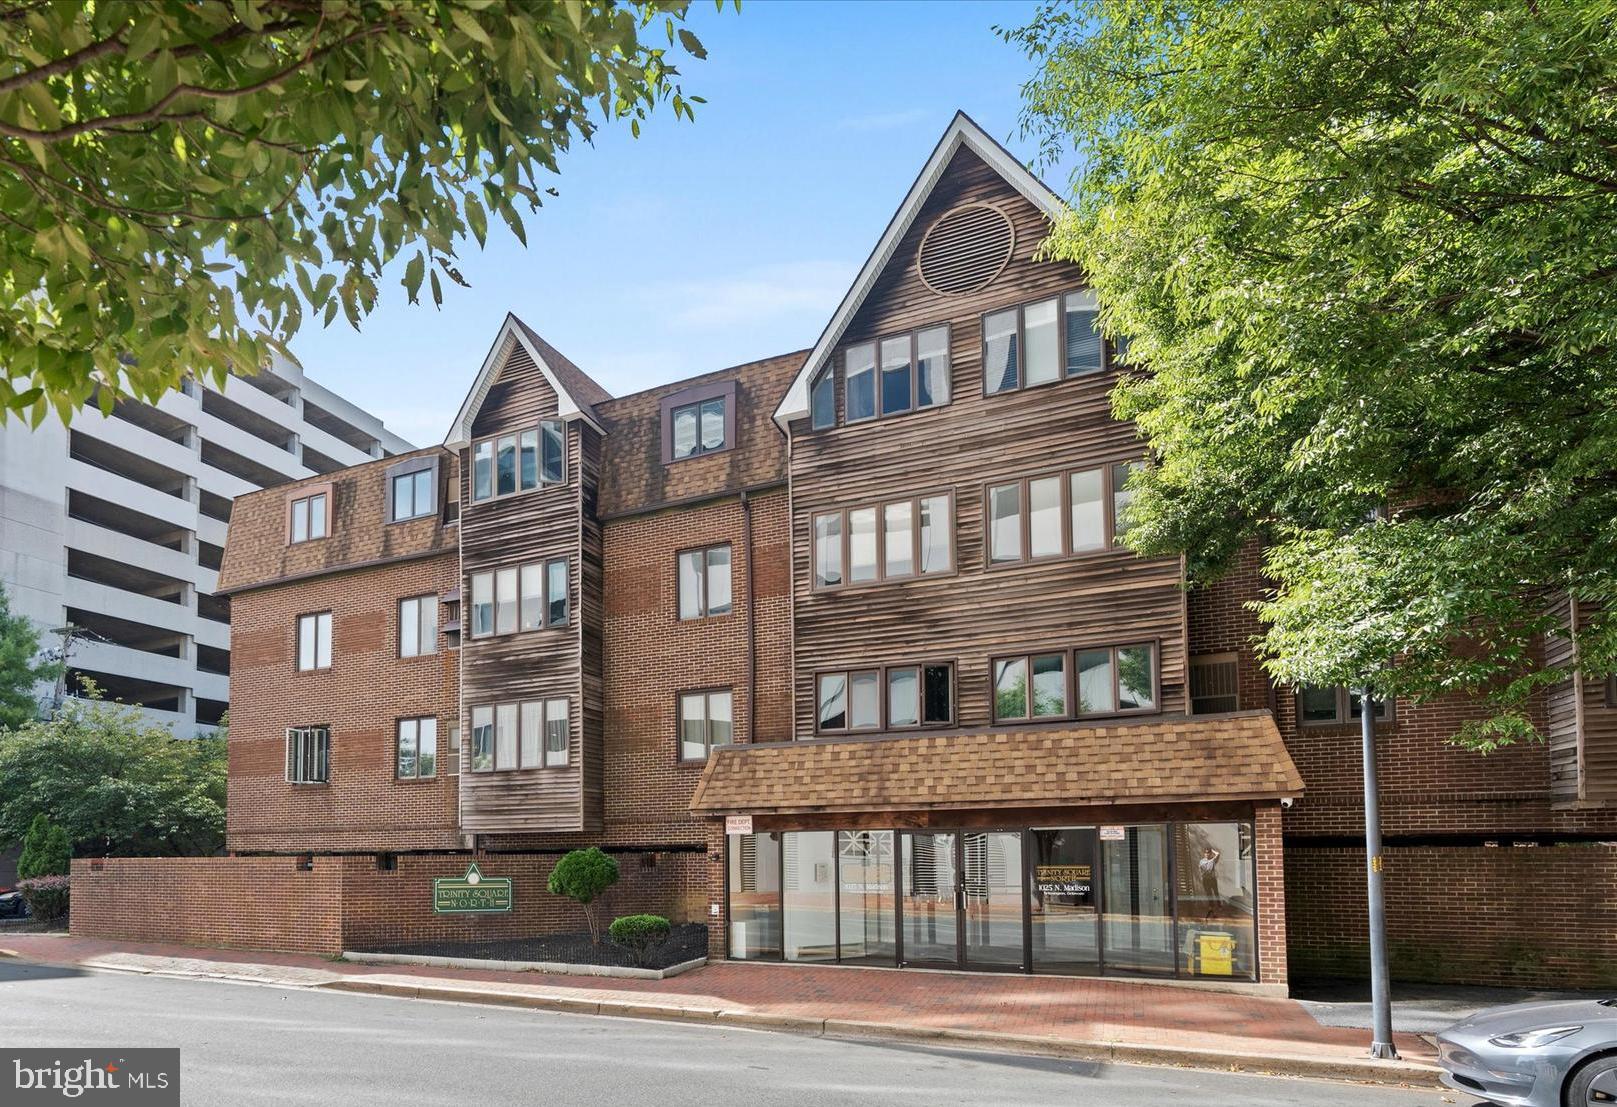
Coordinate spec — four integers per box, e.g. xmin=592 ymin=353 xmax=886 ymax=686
xmin=1360 ymin=685 xmax=1398 ymax=1059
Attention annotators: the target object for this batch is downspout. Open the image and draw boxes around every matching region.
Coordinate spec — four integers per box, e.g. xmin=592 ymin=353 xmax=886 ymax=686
xmin=742 ymin=489 xmax=755 ymax=743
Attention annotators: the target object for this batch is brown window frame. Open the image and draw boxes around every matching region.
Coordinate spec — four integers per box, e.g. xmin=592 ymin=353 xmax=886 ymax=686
xmin=981 ymin=289 xmax=1114 ymax=396
xmin=295 ymin=610 xmax=332 ymax=672
xmin=467 ymin=557 xmax=569 ymax=640
xmin=677 ymin=687 xmax=735 ymax=763
xmin=677 ymin=543 xmax=734 ymax=621
xmin=1189 ymin=652 xmax=1240 ymax=715
xmin=469 ymin=419 xmax=567 ymax=504
xmin=397 ymin=594 xmax=438 ymax=658
xmin=385 ymin=454 xmax=439 ymax=524
xmin=990 ymin=641 xmax=1160 ymax=724
xmin=1296 ymin=686 xmax=1395 ymax=727
xmin=811 ymin=489 xmax=955 ymax=592
xmin=814 ymin=662 xmax=955 ymax=735
xmin=395 ymin=716 xmax=438 ymax=780
xmin=829 ymin=324 xmax=952 ymax=429
xmin=983 ymin=460 xmax=1141 ymax=569
xmin=468 ymin=699 xmax=568 ymax=773
xmin=661 ymin=379 xmax=737 ymax=463
xmin=286 ymin=484 xmax=333 ymax=544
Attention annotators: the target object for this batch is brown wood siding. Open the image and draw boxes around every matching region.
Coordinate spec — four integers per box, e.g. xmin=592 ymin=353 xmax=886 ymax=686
xmin=457 ymin=339 xmax=589 ymax=833
xmin=1544 ymin=594 xmax=1582 ymax=803
xmin=1578 ymin=601 xmax=1617 ymax=802
xmin=787 ymin=145 xmax=1187 ymax=739
xmin=579 ymin=423 xmax=605 ymax=832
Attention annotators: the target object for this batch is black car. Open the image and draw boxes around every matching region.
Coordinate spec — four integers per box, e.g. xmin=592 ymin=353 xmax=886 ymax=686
xmin=0 ymin=886 xmax=29 ymax=919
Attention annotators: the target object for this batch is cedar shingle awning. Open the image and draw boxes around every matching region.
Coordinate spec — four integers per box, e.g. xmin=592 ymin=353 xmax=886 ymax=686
xmin=690 ymin=711 xmax=1303 ymax=816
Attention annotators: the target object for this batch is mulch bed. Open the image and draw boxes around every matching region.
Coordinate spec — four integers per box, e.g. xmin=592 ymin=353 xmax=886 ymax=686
xmin=366 ymin=922 xmax=709 ymax=971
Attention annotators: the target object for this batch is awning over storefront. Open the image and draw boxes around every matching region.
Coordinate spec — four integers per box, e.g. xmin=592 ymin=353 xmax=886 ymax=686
xmin=691 ymin=711 xmax=1303 ymax=816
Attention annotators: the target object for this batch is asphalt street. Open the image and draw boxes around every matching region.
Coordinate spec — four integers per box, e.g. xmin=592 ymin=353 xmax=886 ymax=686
xmin=0 ymin=961 xmax=1468 ymax=1106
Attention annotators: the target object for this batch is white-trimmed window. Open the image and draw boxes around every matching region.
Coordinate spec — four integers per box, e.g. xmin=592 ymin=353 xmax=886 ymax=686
xmin=470 ymin=419 xmax=565 ymax=502
xmin=678 ymin=545 xmax=733 ymax=620
xmin=398 ymin=595 xmax=438 ymax=657
xmin=285 ymin=726 xmax=330 ymax=784
xmin=296 ymin=612 xmax=331 ymax=671
xmin=679 ymin=689 xmax=733 ymax=762
xmin=289 ymin=492 xmax=328 ymax=544
xmin=396 ymin=717 xmax=437 ymax=779
xmin=470 ymin=559 xmax=568 ymax=639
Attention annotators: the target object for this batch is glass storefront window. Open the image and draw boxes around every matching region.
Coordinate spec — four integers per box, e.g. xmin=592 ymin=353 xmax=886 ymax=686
xmin=1101 ymin=824 xmax=1174 ymax=975
xmin=727 ymin=832 xmax=781 ymax=959
xmin=783 ymin=831 xmax=837 ymax=962
xmin=1174 ymin=821 xmax=1257 ymax=980
xmin=837 ymin=831 xmax=895 ymax=964
xmin=1030 ymin=828 xmax=1099 ymax=974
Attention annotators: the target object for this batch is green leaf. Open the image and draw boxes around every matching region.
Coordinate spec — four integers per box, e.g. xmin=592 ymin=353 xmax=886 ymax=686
xmin=677 ymin=29 xmax=707 ymax=60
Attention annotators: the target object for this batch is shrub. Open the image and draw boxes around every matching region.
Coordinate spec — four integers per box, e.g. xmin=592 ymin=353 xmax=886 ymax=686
xmin=546 ymin=847 xmax=619 ymax=944
xmin=609 ymin=914 xmax=672 ymax=967
xmin=18 ymin=814 xmax=70 ymax=879
xmin=19 ymin=874 xmax=69 ymax=923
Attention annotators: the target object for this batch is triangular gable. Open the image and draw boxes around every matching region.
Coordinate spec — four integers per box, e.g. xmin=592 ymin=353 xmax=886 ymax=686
xmin=772 ymin=112 xmax=1066 ymax=431
xmin=444 ymin=313 xmax=610 ymax=446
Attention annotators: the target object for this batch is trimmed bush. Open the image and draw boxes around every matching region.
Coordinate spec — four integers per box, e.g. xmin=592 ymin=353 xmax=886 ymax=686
xmin=609 ymin=914 xmax=672 ymax=967
xmin=19 ymin=874 xmax=69 ymax=923
xmin=18 ymin=814 xmax=70 ymax=880
xmin=546 ymin=847 xmax=619 ymax=944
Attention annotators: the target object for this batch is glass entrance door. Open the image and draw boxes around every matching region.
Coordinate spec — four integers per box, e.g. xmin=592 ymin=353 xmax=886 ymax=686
xmin=900 ymin=831 xmax=958 ymax=964
xmin=901 ymin=830 xmax=1025 ymax=969
xmin=962 ymin=831 xmax=1025 ymax=969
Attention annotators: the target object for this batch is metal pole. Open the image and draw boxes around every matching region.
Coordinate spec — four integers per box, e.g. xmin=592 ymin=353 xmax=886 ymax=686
xmin=1360 ymin=686 xmax=1398 ymax=1059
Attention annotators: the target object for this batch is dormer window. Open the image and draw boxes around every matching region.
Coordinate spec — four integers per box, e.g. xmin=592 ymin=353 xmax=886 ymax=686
xmin=660 ymin=380 xmax=737 ymax=463
xmin=386 ymin=455 xmax=439 ymax=522
xmin=471 ymin=420 xmax=565 ymax=502
xmin=288 ymin=489 xmax=330 ymax=544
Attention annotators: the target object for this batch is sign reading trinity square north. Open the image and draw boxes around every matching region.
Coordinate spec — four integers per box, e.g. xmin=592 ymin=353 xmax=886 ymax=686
xmin=432 ymin=863 xmax=513 ymax=914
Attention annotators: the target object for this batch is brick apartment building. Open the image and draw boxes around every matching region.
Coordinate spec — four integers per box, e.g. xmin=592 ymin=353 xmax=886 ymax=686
xmin=71 ymin=113 xmax=1617 ymax=991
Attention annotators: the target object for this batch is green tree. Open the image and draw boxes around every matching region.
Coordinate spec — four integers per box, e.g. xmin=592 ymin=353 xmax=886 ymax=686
xmin=547 ymin=847 xmax=619 ymax=944
xmin=0 ymin=1 xmax=717 ymax=422
xmin=1006 ymin=1 xmax=1617 ymax=747
xmin=0 ymin=587 xmax=59 ymax=730
xmin=17 ymin=813 xmax=70 ymax=879
xmin=0 ymin=694 xmax=226 ymax=856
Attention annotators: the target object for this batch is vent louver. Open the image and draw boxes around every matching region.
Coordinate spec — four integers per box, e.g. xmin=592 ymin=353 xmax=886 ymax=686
xmin=917 ymin=203 xmax=1015 ymax=295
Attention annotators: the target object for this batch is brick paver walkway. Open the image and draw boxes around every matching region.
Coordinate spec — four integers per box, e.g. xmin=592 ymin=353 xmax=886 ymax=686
xmin=0 ymin=934 xmax=1432 ymax=1066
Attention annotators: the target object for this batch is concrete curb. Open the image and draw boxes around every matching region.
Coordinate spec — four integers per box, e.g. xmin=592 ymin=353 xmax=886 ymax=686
xmin=318 ymin=976 xmax=1442 ymax=1088
xmin=339 ymin=950 xmax=709 ymax=980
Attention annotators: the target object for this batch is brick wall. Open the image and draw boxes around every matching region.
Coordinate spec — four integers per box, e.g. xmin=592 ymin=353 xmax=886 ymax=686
xmin=227 ymin=549 xmax=462 ymax=853
xmin=71 ymin=850 xmax=708 ymax=957
xmin=1287 ymin=843 xmax=1617 ymax=987
xmin=70 ymin=857 xmax=343 ymax=954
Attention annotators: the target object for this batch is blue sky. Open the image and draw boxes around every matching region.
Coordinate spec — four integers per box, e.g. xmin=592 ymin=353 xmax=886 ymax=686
xmin=288 ymin=1 xmax=1070 ymax=447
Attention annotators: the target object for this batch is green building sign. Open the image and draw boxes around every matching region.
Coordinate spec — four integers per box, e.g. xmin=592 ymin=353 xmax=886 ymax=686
xmin=432 ymin=862 xmax=513 ymax=914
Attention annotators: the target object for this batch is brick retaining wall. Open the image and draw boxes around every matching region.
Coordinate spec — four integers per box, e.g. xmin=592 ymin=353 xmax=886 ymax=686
xmin=1287 ymin=843 xmax=1617 ymax=988
xmin=70 ymin=850 xmax=707 ymax=957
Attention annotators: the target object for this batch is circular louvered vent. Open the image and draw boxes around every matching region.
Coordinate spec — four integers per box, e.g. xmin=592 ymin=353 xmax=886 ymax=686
xmin=917 ymin=203 xmax=1015 ymax=295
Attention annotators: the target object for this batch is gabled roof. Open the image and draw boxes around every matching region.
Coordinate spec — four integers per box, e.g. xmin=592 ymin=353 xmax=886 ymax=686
xmin=771 ymin=111 xmax=1067 ymax=432
xmin=690 ymin=712 xmax=1304 ymax=816
xmin=444 ymin=313 xmax=612 ymax=445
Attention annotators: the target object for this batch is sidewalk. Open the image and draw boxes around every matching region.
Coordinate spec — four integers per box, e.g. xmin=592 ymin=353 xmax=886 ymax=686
xmin=0 ymin=934 xmax=1437 ymax=1087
